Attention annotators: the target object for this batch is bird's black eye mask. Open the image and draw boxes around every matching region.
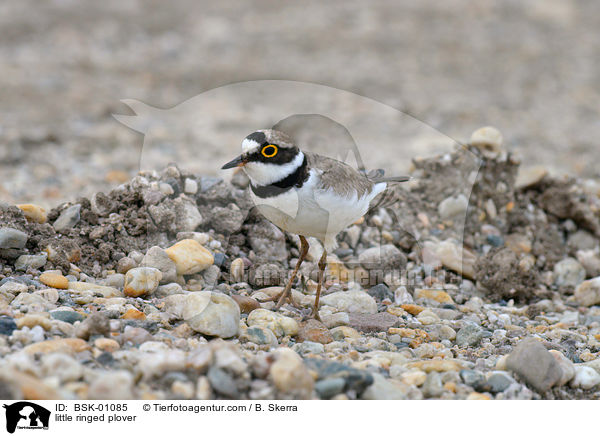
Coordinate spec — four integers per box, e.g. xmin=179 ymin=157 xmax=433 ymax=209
xmin=247 ymin=143 xmax=299 ymax=165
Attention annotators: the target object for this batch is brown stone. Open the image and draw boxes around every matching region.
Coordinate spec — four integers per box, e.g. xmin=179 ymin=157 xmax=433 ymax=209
xmin=297 ymin=319 xmax=333 ymax=344
xmin=231 ymin=294 xmax=260 ymax=313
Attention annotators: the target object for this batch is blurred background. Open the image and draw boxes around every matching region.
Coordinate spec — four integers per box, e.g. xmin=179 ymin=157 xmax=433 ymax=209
xmin=1 ymin=0 xmax=598 ymax=209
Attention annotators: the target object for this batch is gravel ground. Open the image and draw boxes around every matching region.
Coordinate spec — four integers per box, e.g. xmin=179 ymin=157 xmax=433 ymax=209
xmin=1 ymin=1 xmax=600 ymax=400
xmin=1 ymin=134 xmax=600 ymax=400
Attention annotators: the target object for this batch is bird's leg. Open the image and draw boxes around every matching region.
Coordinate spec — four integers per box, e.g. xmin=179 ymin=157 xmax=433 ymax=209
xmin=310 ymin=249 xmax=327 ymax=321
xmin=272 ymin=235 xmax=309 ymax=309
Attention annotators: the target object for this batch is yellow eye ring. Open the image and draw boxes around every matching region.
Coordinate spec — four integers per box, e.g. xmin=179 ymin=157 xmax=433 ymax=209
xmin=261 ymin=145 xmax=278 ymax=158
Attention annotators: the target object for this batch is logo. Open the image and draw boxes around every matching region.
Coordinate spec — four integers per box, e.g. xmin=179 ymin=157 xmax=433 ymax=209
xmin=3 ymin=402 xmax=50 ymax=433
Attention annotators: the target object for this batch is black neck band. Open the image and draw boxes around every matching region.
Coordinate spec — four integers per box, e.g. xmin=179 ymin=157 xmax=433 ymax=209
xmin=251 ymin=155 xmax=308 ymax=198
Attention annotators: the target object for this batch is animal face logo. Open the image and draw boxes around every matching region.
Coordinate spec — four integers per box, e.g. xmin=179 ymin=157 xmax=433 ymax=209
xmin=3 ymin=402 xmax=51 ymax=433
xmin=114 ymin=80 xmax=481 ymax=290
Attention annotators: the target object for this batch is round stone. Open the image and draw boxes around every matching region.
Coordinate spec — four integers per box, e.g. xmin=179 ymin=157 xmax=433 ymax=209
xmin=165 ymin=239 xmax=214 ymax=275
xmin=124 ymin=267 xmax=162 ymax=297
xmin=39 ymin=272 xmax=69 ymax=289
xmin=182 ymin=291 xmax=240 ymax=338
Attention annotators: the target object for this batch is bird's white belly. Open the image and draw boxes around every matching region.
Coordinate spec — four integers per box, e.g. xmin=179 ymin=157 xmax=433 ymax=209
xmin=250 ymin=173 xmax=385 ymax=249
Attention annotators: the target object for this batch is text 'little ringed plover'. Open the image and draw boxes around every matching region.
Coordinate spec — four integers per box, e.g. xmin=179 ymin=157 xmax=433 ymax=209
xmin=222 ymin=129 xmax=409 ymax=320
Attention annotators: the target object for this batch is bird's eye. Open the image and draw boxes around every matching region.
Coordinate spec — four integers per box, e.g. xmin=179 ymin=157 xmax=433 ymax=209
xmin=261 ymin=145 xmax=278 ymax=158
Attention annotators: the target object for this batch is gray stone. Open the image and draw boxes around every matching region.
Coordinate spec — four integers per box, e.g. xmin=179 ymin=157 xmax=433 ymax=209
xmin=361 ymin=373 xmax=407 ymax=400
xmin=293 ymin=341 xmax=324 ymax=355
xmin=0 ymin=228 xmax=28 ymax=249
xmin=15 ymin=253 xmax=47 ymax=271
xmin=141 ymin=246 xmax=177 ymax=284
xmin=183 ymin=292 xmax=240 ymax=338
xmin=348 ymin=312 xmax=398 ymax=333
xmin=459 ymin=369 xmax=485 ymax=389
xmin=422 ymin=372 xmax=443 ymax=398
xmin=554 ymin=257 xmax=586 ymax=288
xmin=438 ymin=194 xmax=468 ymax=220
xmin=248 ymin=220 xmax=288 ymax=262
xmin=574 ymin=277 xmax=600 ymax=307
xmin=486 ymin=372 xmax=513 ymax=393
xmin=456 ymin=323 xmax=485 ymax=347
xmin=358 ymin=244 xmax=407 ymax=271
xmin=315 ymin=378 xmax=346 ymax=399
xmin=51 ymin=310 xmax=85 ymax=324
xmin=53 ymin=204 xmax=81 ymax=232
xmin=240 ymin=326 xmax=278 ymax=347
xmin=207 ymin=367 xmax=239 ymax=398
xmin=506 ymin=337 xmax=562 ymax=392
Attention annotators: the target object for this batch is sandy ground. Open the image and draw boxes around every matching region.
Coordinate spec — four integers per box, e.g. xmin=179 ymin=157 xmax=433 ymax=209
xmin=1 ymin=0 xmax=599 ymax=209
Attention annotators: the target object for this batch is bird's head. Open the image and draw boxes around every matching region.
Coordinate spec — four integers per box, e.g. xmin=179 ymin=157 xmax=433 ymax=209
xmin=221 ymin=129 xmax=304 ymax=186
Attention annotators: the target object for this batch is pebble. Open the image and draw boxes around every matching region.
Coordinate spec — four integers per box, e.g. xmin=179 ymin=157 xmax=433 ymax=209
xmin=74 ymin=313 xmax=110 ymax=339
xmin=51 ymin=310 xmax=85 ymax=324
xmin=330 ymin=326 xmax=361 ymax=341
xmin=182 ymin=292 xmax=240 ymax=338
xmin=435 ymin=240 xmax=476 ymax=279
xmin=141 ymin=246 xmax=177 ymax=284
xmin=416 ymin=309 xmax=440 ymax=325
xmin=269 ymin=348 xmax=314 ymax=399
xmin=122 ymin=308 xmax=146 ymax=320
xmin=41 ymin=353 xmax=83 ymax=382
xmin=53 ymin=204 xmax=81 ymax=232
xmin=88 ymin=371 xmax=134 ymax=399
xmin=165 ymin=239 xmax=214 ymax=275
xmin=470 ymin=126 xmax=503 ymax=156
xmin=68 ymin=282 xmax=120 ymax=298
xmin=406 ymin=359 xmax=466 ymax=372
xmin=413 ymin=289 xmax=454 ymax=305
xmin=546 ymin=350 xmax=575 ymax=386
xmin=438 ymin=194 xmax=468 ymax=220
xmin=321 ymin=290 xmax=377 ymax=314
xmin=485 ymin=372 xmax=513 ymax=393
xmin=184 ymin=178 xmax=198 ymax=194
xmin=554 ymin=257 xmax=586 ymax=288
xmin=207 ymin=366 xmax=239 ymax=398
xmin=399 ymin=370 xmax=427 ymax=386
xmin=231 ymin=295 xmax=260 ymax=313
xmin=94 ymin=338 xmax=120 ymax=352
xmin=515 ymin=166 xmax=548 ymax=189
xmin=23 ymin=338 xmax=90 ymax=355
xmin=0 ymin=317 xmax=17 ymax=335
xmin=17 ymin=204 xmax=47 ymax=223
xmin=570 ymin=366 xmax=600 ymax=390
xmin=39 ymin=272 xmax=69 ymax=289
xmin=315 ymin=377 xmax=346 ymax=399
xmin=574 ymin=277 xmax=600 ymax=307
xmin=230 ymin=258 xmax=245 ymax=283
xmin=247 ymin=309 xmax=299 ymax=337
xmin=456 ymin=323 xmax=486 ymax=347
xmin=124 ymin=267 xmax=162 ymax=297
xmin=422 ymin=372 xmax=444 ymax=398
xmin=297 ymin=319 xmax=333 ymax=344
xmin=506 ymin=337 xmax=562 ymax=392
xmin=15 ymin=254 xmax=47 ymax=271
xmin=367 ymin=284 xmax=394 ymax=302
xmin=239 ymin=326 xmax=278 ymax=347
xmin=116 ymin=257 xmax=137 ymax=274
xmin=292 ymin=341 xmax=325 ymax=355
xmin=348 ymin=312 xmax=398 ymax=333
xmin=0 ymin=227 xmax=28 ymax=249
xmin=576 ymin=250 xmax=600 ymax=278
xmin=361 ymin=373 xmax=408 ymax=400
xmin=358 ymin=244 xmax=407 ymax=271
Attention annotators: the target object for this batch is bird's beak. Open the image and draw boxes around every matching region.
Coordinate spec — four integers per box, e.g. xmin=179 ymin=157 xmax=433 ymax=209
xmin=221 ymin=154 xmax=247 ymax=169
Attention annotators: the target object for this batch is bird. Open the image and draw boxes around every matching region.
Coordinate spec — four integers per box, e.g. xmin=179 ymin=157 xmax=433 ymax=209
xmin=222 ymin=129 xmax=409 ymax=320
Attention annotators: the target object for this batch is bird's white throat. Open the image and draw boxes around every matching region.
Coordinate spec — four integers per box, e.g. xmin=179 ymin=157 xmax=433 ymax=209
xmin=244 ymin=151 xmax=305 ymax=186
